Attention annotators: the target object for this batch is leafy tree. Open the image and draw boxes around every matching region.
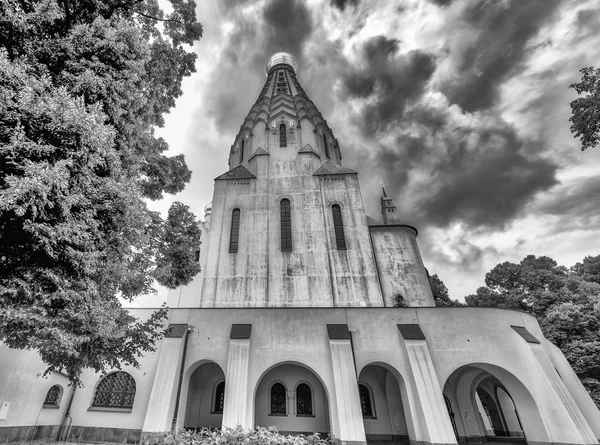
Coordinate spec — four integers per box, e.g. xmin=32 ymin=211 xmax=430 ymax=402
xmin=429 ymin=273 xmax=462 ymax=307
xmin=465 ymin=255 xmax=600 ymax=407
xmin=569 ymin=67 xmax=600 ymax=151
xmin=0 ymin=0 xmax=202 ymax=386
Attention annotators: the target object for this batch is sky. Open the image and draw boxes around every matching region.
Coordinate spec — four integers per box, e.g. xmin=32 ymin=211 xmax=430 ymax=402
xmin=147 ymin=0 xmax=600 ymax=302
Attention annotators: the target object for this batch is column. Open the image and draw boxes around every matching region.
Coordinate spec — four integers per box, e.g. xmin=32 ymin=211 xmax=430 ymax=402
xmin=327 ymin=325 xmax=366 ymax=445
xmin=398 ymin=324 xmax=457 ymax=445
xmin=142 ymin=324 xmax=188 ymax=437
xmin=222 ymin=325 xmax=252 ymax=429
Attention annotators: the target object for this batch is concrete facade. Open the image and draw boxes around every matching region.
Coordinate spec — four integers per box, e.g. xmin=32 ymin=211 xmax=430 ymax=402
xmin=1 ymin=52 xmax=600 ymax=445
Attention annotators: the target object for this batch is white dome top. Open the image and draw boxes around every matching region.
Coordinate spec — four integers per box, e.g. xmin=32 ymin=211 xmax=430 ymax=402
xmin=265 ymin=52 xmax=298 ymax=75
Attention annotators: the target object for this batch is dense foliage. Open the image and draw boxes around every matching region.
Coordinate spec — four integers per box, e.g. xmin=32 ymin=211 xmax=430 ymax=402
xmin=145 ymin=426 xmax=331 ymax=445
xmin=0 ymin=0 xmax=202 ymax=385
xmin=465 ymin=254 xmax=600 ymax=407
xmin=569 ymin=67 xmax=600 ymax=151
xmin=429 ymin=273 xmax=462 ymax=307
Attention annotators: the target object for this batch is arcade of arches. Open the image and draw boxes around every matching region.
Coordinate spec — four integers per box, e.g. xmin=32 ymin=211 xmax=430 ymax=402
xmin=183 ymin=361 xmax=554 ymax=444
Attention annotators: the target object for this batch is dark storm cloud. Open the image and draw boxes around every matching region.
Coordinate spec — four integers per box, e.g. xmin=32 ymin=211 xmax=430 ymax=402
xmin=341 ymin=36 xmax=436 ymax=136
xmin=204 ymin=0 xmax=314 ymax=134
xmin=331 ymin=0 xmax=359 ymax=11
xmin=418 ymin=129 xmax=559 ymax=228
xmin=439 ymin=0 xmax=560 ymax=112
xmin=430 ymin=0 xmax=454 ymax=7
xmin=535 ymin=176 xmax=600 ymax=225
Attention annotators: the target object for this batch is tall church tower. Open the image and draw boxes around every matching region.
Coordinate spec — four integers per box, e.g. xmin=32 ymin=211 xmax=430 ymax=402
xmin=171 ymin=52 xmax=435 ymax=309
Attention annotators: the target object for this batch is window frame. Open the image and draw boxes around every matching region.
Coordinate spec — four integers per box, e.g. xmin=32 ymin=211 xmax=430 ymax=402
xmin=280 ymin=198 xmax=293 ymax=251
xmin=279 ymin=123 xmax=287 ymax=147
xmin=358 ymin=382 xmax=376 ymax=418
xmin=240 ymin=138 xmax=245 ymax=163
xmin=229 ymin=208 xmax=241 ymax=252
xmin=323 ymin=133 xmax=330 ymax=159
xmin=212 ymin=380 xmax=225 ymax=414
xmin=89 ymin=371 xmax=136 ymax=412
xmin=43 ymin=384 xmax=62 ymax=409
xmin=331 ymin=204 xmax=347 ymax=250
xmin=269 ymin=381 xmax=288 ymax=416
xmin=295 ymin=381 xmax=314 ymax=417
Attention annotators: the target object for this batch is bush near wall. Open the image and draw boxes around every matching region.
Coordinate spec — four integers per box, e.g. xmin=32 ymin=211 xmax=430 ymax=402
xmin=145 ymin=426 xmax=331 ymax=445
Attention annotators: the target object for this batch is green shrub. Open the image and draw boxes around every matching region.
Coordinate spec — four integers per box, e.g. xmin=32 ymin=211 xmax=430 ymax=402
xmin=144 ymin=426 xmax=331 ymax=445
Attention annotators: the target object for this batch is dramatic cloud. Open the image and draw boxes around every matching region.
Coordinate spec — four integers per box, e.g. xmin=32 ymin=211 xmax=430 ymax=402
xmin=438 ymin=0 xmax=561 ymax=112
xmin=341 ymin=36 xmax=436 ymax=136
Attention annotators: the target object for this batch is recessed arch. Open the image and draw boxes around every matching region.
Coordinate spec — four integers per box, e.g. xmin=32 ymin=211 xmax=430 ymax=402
xmin=182 ymin=360 xmax=226 ymax=430
xmin=357 ymin=362 xmax=416 ymax=443
xmin=252 ymin=361 xmax=331 ymax=435
xmin=443 ymin=363 xmax=545 ymax=443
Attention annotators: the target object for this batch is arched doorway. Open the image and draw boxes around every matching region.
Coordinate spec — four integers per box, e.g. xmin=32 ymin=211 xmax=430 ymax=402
xmin=358 ymin=364 xmax=411 ymax=444
xmin=443 ymin=364 xmax=542 ymax=444
xmin=184 ymin=361 xmax=225 ymax=430
xmin=254 ymin=363 xmax=330 ymax=436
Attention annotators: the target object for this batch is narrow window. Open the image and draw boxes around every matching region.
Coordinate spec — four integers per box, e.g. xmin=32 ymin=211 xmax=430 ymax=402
xmin=280 ymin=123 xmax=287 ymax=147
xmin=213 ymin=381 xmax=225 ymax=413
xmin=240 ymin=138 xmax=245 ymax=163
xmin=43 ymin=385 xmax=61 ymax=408
xmin=359 ymin=384 xmax=373 ymax=417
xmin=323 ymin=133 xmax=329 ymax=158
xmin=280 ymin=199 xmax=292 ymax=251
xmin=229 ymin=208 xmax=240 ymax=252
xmin=296 ymin=383 xmax=313 ymax=416
xmin=270 ymin=382 xmax=287 ymax=415
xmin=332 ymin=205 xmax=347 ymax=250
xmin=92 ymin=371 xmax=136 ymax=409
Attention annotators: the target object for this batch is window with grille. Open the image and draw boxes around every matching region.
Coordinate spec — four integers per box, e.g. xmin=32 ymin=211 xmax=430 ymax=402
xmin=296 ymin=383 xmax=313 ymax=415
xmin=240 ymin=138 xmax=245 ymax=163
xmin=92 ymin=372 xmax=136 ymax=409
xmin=43 ymin=385 xmax=61 ymax=407
xmin=229 ymin=208 xmax=240 ymax=252
xmin=213 ymin=381 xmax=225 ymax=413
xmin=332 ymin=205 xmax=347 ymax=250
xmin=270 ymin=382 xmax=286 ymax=415
xmin=279 ymin=123 xmax=287 ymax=147
xmin=359 ymin=384 xmax=373 ymax=417
xmin=280 ymin=199 xmax=292 ymax=251
xmin=323 ymin=134 xmax=330 ymax=158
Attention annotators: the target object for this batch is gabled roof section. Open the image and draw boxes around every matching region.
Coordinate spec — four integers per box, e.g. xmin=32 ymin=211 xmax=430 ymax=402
xmin=313 ymin=161 xmax=357 ymax=176
xmin=366 ymin=215 xmax=381 ymax=226
xmin=298 ymin=144 xmax=320 ymax=158
xmin=248 ymin=147 xmax=269 ymax=162
xmin=215 ymin=164 xmax=256 ymax=181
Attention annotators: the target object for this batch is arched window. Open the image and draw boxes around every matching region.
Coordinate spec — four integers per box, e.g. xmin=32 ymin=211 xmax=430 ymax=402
xmin=323 ymin=133 xmax=330 ymax=158
xmin=92 ymin=371 xmax=136 ymax=409
xmin=359 ymin=384 xmax=374 ymax=417
xmin=240 ymin=138 xmax=245 ymax=163
xmin=229 ymin=208 xmax=240 ymax=252
xmin=213 ymin=381 xmax=225 ymax=413
xmin=280 ymin=199 xmax=292 ymax=251
xmin=43 ymin=385 xmax=62 ymax=408
xmin=332 ymin=204 xmax=347 ymax=250
xmin=296 ymin=383 xmax=313 ymax=416
xmin=279 ymin=123 xmax=287 ymax=147
xmin=270 ymin=382 xmax=287 ymax=415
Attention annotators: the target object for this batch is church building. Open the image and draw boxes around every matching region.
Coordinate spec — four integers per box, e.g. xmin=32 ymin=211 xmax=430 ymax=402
xmin=1 ymin=52 xmax=600 ymax=445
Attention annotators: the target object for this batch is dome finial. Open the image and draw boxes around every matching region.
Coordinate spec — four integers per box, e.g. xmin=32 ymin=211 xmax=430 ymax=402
xmin=266 ymin=52 xmax=298 ymax=76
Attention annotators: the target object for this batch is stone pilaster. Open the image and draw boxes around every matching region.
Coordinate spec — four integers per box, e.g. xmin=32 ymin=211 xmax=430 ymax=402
xmin=328 ymin=338 xmax=366 ymax=445
xmin=530 ymin=345 xmax=597 ymax=444
xmin=142 ymin=326 xmax=188 ymax=436
xmin=222 ymin=339 xmax=251 ymax=429
xmin=403 ymin=338 xmax=457 ymax=445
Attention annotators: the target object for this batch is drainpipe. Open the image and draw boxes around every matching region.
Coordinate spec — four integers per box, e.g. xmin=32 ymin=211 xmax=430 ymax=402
xmin=57 ymin=383 xmax=77 ymax=441
xmin=171 ymin=327 xmax=191 ymax=431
